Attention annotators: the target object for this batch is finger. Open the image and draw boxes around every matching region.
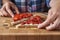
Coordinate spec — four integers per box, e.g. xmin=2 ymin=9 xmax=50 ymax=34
xmin=0 ymin=4 xmax=6 ymax=16
xmin=46 ymin=9 xmax=58 ymax=23
xmin=55 ymin=16 xmax=60 ymax=30
xmin=6 ymin=5 xmax=14 ymax=17
xmin=38 ymin=9 xmax=58 ymax=29
xmin=46 ymin=17 xmax=60 ymax=30
xmin=38 ymin=9 xmax=53 ymax=28
xmin=47 ymin=9 xmax=53 ymax=19
xmin=1 ymin=4 xmax=6 ymax=10
xmin=11 ymin=3 xmax=20 ymax=14
xmin=1 ymin=5 xmax=8 ymax=16
xmin=0 ymin=10 xmax=4 ymax=16
xmin=1 ymin=9 xmax=8 ymax=16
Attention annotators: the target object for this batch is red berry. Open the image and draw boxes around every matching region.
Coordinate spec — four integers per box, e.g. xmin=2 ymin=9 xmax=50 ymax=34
xmin=13 ymin=14 xmax=20 ymax=21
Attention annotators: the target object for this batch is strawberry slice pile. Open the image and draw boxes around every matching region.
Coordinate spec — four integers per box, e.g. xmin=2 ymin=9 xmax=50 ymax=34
xmin=13 ymin=13 xmax=33 ymax=21
xmin=21 ymin=16 xmax=42 ymax=24
xmin=13 ymin=13 xmax=43 ymax=25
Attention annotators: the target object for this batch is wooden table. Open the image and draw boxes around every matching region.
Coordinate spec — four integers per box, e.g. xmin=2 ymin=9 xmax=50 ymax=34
xmin=0 ymin=13 xmax=60 ymax=40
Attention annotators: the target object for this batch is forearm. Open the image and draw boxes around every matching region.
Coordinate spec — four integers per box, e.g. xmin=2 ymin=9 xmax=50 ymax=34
xmin=2 ymin=0 xmax=10 ymax=4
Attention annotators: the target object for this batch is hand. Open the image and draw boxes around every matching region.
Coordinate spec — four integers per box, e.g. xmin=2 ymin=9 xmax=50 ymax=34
xmin=38 ymin=8 xmax=60 ymax=30
xmin=0 ymin=1 xmax=19 ymax=17
xmin=38 ymin=0 xmax=60 ymax=30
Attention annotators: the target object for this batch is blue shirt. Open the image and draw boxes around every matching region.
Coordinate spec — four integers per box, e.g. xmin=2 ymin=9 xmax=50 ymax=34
xmin=15 ymin=0 xmax=50 ymax=12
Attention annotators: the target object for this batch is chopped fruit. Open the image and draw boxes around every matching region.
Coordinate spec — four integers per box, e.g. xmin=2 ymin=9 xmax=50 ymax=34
xmin=20 ymin=15 xmax=42 ymax=24
xmin=13 ymin=13 xmax=42 ymax=25
xmin=27 ymin=13 xmax=33 ymax=17
xmin=13 ymin=13 xmax=33 ymax=21
xmin=13 ymin=14 xmax=20 ymax=21
xmin=21 ymin=22 xmax=26 ymax=25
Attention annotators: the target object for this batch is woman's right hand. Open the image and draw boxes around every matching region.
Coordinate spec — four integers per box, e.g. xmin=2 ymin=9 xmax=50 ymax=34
xmin=0 ymin=1 xmax=19 ymax=17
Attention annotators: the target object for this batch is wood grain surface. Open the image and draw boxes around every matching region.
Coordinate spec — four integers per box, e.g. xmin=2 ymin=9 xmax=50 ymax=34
xmin=0 ymin=13 xmax=60 ymax=40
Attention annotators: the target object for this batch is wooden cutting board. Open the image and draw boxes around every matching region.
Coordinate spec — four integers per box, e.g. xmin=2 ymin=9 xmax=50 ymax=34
xmin=0 ymin=12 xmax=60 ymax=36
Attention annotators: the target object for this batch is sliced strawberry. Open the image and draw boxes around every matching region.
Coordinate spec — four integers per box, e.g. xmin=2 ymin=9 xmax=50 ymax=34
xmin=13 ymin=14 xmax=20 ymax=21
xmin=27 ymin=13 xmax=33 ymax=17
